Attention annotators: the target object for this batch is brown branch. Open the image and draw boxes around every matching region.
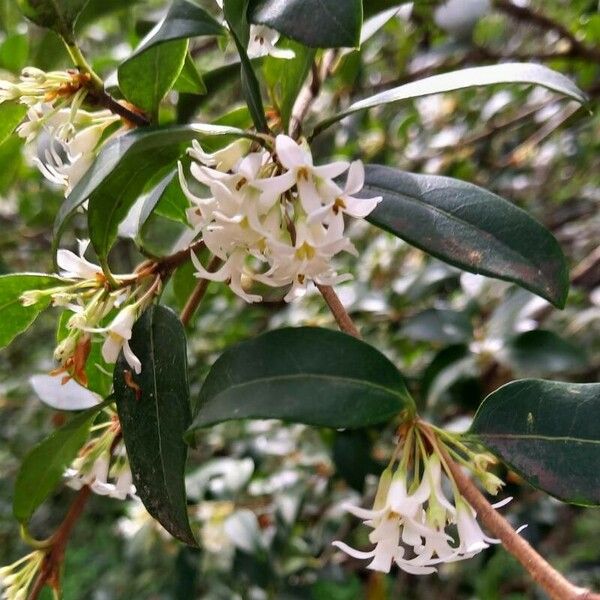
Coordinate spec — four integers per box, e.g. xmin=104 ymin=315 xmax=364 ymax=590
xmin=432 ymin=434 xmax=600 ymax=600
xmin=289 ymin=50 xmax=338 ymax=139
xmin=87 ymin=89 xmax=150 ymax=127
xmin=180 ymin=255 xmax=222 ymax=326
xmin=28 ymin=487 xmax=92 ymax=600
xmin=316 ymin=284 xmax=361 ymax=338
xmin=494 ymin=0 xmax=600 ymax=62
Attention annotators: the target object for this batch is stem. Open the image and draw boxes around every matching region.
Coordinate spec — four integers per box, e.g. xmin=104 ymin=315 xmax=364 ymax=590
xmin=64 ymin=42 xmax=103 ymax=91
xmin=316 ymin=284 xmax=361 ymax=338
xmin=180 ymin=256 xmax=222 ymax=326
xmin=431 ymin=432 xmax=600 ymax=600
xmin=27 ymin=487 xmax=92 ymax=600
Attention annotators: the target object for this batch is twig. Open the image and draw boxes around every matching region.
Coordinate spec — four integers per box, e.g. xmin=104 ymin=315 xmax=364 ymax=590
xmin=87 ymin=90 xmax=150 ymax=127
xmin=316 ymin=284 xmax=361 ymax=338
xmin=433 ymin=434 xmax=600 ymax=600
xmin=28 ymin=487 xmax=92 ymax=600
xmin=180 ymin=256 xmax=222 ymax=326
xmin=289 ymin=50 xmax=338 ymax=139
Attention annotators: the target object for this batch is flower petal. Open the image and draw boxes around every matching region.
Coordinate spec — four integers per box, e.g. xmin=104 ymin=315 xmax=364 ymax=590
xmin=30 ymin=374 xmax=101 ymax=410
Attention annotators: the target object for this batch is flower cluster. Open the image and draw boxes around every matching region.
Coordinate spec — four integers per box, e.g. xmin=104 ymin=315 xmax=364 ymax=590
xmin=21 ymin=240 xmax=158 ymax=381
xmin=65 ymin=412 xmax=136 ymax=501
xmin=179 ymin=135 xmax=382 ymax=302
xmin=333 ymin=427 xmax=510 ymax=574
xmin=0 ymin=550 xmax=45 ymax=600
xmin=0 ymin=67 xmax=122 ymax=194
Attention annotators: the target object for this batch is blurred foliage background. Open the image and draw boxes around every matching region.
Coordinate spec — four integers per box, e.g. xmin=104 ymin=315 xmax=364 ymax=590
xmin=0 ymin=0 xmax=599 ymax=598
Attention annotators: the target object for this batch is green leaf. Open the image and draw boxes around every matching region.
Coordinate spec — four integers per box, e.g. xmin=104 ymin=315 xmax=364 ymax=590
xmin=0 ymin=101 xmax=27 ymax=147
xmin=174 ymin=52 xmax=207 ymax=95
xmin=140 ymin=170 xmax=190 ymax=227
xmin=13 ymin=403 xmax=104 ymax=523
xmin=223 ymin=0 xmax=250 ymax=47
xmin=17 ymin=0 xmax=90 ymax=42
xmin=0 ymin=273 xmax=62 ymax=350
xmin=505 ymin=330 xmax=587 ymax=375
xmin=187 ymin=327 xmax=415 ymax=436
xmin=263 ymin=39 xmax=315 ymax=128
xmin=402 ymin=308 xmax=473 ymax=345
xmin=118 ymin=39 xmax=188 ymax=116
xmin=470 ymin=379 xmax=600 ymax=506
xmin=128 ymin=0 xmax=224 ymax=58
xmin=362 ymin=165 xmax=569 ymax=307
xmin=312 ymin=63 xmax=587 ymax=137
xmin=114 ymin=305 xmax=196 ymax=546
xmin=248 ymin=0 xmax=363 ymax=48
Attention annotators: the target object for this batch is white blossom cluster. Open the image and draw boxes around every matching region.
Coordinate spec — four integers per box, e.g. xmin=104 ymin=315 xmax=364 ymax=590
xmin=333 ymin=452 xmax=510 ymax=574
xmin=0 ymin=67 xmax=122 ymax=194
xmin=179 ymin=134 xmax=382 ymax=302
xmin=0 ymin=550 xmax=45 ymax=600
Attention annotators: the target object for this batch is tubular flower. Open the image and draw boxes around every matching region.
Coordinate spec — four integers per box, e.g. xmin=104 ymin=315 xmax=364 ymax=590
xmin=180 ymin=134 xmax=382 ymax=303
xmin=0 ymin=551 xmax=45 ymax=600
xmin=333 ymin=429 xmax=510 ymax=575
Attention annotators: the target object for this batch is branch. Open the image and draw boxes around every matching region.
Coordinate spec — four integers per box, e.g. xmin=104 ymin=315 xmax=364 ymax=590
xmin=316 ymin=284 xmax=361 ymax=338
xmin=87 ymin=89 xmax=150 ymax=127
xmin=180 ymin=255 xmax=222 ymax=326
xmin=28 ymin=487 xmax=92 ymax=600
xmin=433 ymin=435 xmax=600 ymax=600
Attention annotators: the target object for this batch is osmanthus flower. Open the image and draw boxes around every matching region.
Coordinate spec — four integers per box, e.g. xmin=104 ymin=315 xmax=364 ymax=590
xmin=333 ymin=428 xmax=509 ymax=575
xmin=179 ymin=134 xmax=382 ymax=303
xmin=0 ymin=550 xmax=45 ymax=600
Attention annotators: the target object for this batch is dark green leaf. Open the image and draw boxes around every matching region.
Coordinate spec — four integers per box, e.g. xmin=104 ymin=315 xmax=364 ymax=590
xmin=505 ymin=330 xmax=587 ymax=375
xmin=263 ymin=39 xmax=315 ymax=128
xmin=333 ymin=430 xmax=382 ymax=492
xmin=128 ymin=0 xmax=224 ymax=58
xmin=13 ymin=403 xmax=104 ymax=523
xmin=18 ymin=0 xmax=90 ymax=42
xmin=174 ymin=53 xmax=207 ymax=95
xmin=118 ymin=39 xmax=188 ymax=116
xmin=188 ymin=327 xmax=415 ymax=435
xmin=140 ymin=170 xmax=190 ymax=227
xmin=313 ymin=63 xmax=587 ymax=137
xmin=114 ymin=305 xmax=196 ymax=545
xmin=223 ymin=0 xmax=250 ymax=47
xmin=362 ymin=165 xmax=569 ymax=307
xmin=0 ymin=101 xmax=27 ymax=147
xmin=0 ymin=273 xmax=62 ymax=350
xmin=402 ymin=308 xmax=473 ymax=344
xmin=248 ymin=0 xmax=362 ymax=48
xmin=471 ymin=379 xmax=600 ymax=506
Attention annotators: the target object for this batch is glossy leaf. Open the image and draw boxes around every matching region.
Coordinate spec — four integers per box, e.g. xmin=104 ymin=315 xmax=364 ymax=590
xmin=263 ymin=39 xmax=315 ymax=128
xmin=0 ymin=273 xmax=62 ymax=349
xmin=114 ymin=305 xmax=196 ymax=546
xmin=188 ymin=327 xmax=415 ymax=435
xmin=0 ymin=101 xmax=27 ymax=146
xmin=128 ymin=0 xmax=224 ymax=58
xmin=118 ymin=39 xmax=188 ymax=116
xmin=140 ymin=170 xmax=190 ymax=227
xmin=505 ymin=330 xmax=587 ymax=375
xmin=471 ymin=379 xmax=600 ymax=506
xmin=312 ymin=63 xmax=587 ymax=137
xmin=223 ymin=0 xmax=250 ymax=47
xmin=13 ymin=403 xmax=104 ymax=523
xmin=362 ymin=165 xmax=569 ymax=307
xmin=18 ymin=0 xmax=89 ymax=42
xmin=248 ymin=0 xmax=363 ymax=48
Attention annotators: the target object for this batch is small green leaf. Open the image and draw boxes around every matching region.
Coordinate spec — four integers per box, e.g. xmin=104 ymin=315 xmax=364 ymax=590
xmin=0 ymin=273 xmax=62 ymax=350
xmin=13 ymin=403 xmax=104 ymax=523
xmin=118 ymin=39 xmax=188 ymax=116
xmin=18 ymin=0 xmax=90 ymax=42
xmin=263 ymin=39 xmax=315 ymax=128
xmin=505 ymin=330 xmax=587 ymax=375
xmin=140 ymin=170 xmax=190 ymax=227
xmin=0 ymin=101 xmax=27 ymax=146
xmin=313 ymin=63 xmax=587 ymax=137
xmin=248 ymin=0 xmax=363 ymax=48
xmin=114 ymin=305 xmax=196 ymax=546
xmin=174 ymin=52 xmax=207 ymax=95
xmin=470 ymin=379 xmax=600 ymax=506
xmin=187 ymin=327 xmax=415 ymax=436
xmin=362 ymin=165 xmax=569 ymax=307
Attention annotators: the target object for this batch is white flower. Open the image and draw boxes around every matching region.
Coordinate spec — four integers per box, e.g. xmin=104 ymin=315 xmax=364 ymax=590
xmin=187 ymin=138 xmax=251 ymax=172
xmin=29 ymin=374 xmax=102 ymax=411
xmin=455 ymin=501 xmax=499 ymax=554
xmin=247 ymin=25 xmax=295 ymax=60
xmin=100 ymin=305 xmax=141 ymax=372
xmin=57 ymin=239 xmax=103 ymax=280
